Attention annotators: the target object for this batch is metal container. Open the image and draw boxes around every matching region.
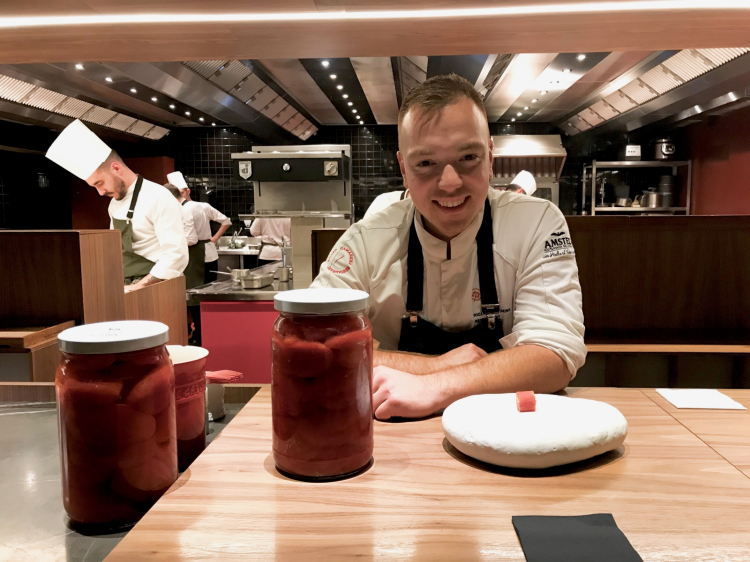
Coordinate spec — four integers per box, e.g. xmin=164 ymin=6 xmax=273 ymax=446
xmin=615 ymin=197 xmax=632 ymax=207
xmin=240 ymin=273 xmax=274 ymax=289
xmin=641 ymin=189 xmax=662 ymax=208
xmin=660 ymin=193 xmax=673 ymax=208
xmin=277 ymin=266 xmax=291 ymax=282
xmin=653 ymin=139 xmax=676 ymax=161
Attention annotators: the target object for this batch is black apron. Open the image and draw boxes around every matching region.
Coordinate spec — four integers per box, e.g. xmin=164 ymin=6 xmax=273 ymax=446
xmin=398 ymin=198 xmax=504 ymax=355
xmin=112 ymin=175 xmax=156 ymax=285
xmin=181 ymin=200 xmax=207 ymax=289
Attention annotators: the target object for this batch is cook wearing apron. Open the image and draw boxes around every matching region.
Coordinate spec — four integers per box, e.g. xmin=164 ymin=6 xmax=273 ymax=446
xmin=310 ymin=74 xmax=585 ymax=421
xmin=112 ymin=175 xmax=156 ymax=285
xmin=181 ymin=199 xmax=208 ymax=289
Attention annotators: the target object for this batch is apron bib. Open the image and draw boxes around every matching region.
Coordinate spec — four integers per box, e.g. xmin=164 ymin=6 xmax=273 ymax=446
xmin=398 ymin=198 xmax=503 ymax=355
xmin=182 ymin=200 xmax=207 ymax=289
xmin=112 ymin=175 xmax=156 ymax=285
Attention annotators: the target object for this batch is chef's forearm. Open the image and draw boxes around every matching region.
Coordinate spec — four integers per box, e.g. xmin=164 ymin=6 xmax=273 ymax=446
xmin=212 ymin=224 xmax=230 ymax=243
xmin=374 ymin=350 xmax=439 ymax=375
xmin=432 ymin=345 xmax=570 ymax=408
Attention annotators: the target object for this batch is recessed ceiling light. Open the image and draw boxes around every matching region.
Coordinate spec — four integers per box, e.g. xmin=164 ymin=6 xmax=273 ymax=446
xmin=74 ymin=63 xmax=84 ymax=70
xmin=577 ymin=54 xmax=587 ymax=61
xmin=342 ymin=94 xmax=348 ymax=99
xmin=562 ymin=68 xmax=571 ymax=74
xmin=531 ymin=98 xmax=538 ymax=103
xmin=330 ymin=74 xmax=337 ymax=79
xmin=523 ymin=106 xmax=529 ymax=110
xmin=105 ymin=77 xmax=113 ymax=82
xmin=540 ymin=90 xmax=547 ymax=95
xmin=169 ymin=104 xmax=175 ymax=109
xmin=151 ymin=97 xmax=157 ymax=102
xmin=130 ymin=88 xmax=137 ymax=93
xmin=199 ymin=117 xmax=204 ymax=121
xmin=352 ymin=109 xmax=357 ymax=113
xmin=359 ymin=120 xmax=364 ymax=124
xmin=347 ymin=102 xmax=353 ymax=106
xmin=321 ymin=60 xmax=330 ymax=67
xmin=212 ymin=122 xmax=216 ymax=126
xmin=517 ymin=112 xmax=522 ymax=117
xmin=185 ymin=111 xmax=191 ymax=116
xmin=568 ymin=122 xmax=573 ymax=126
xmin=336 ymin=85 xmax=343 ymax=90
xmin=511 ymin=118 xmax=516 ymax=122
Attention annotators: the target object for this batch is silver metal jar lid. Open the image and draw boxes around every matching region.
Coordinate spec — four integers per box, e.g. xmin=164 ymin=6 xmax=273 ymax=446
xmin=58 ymin=320 xmax=169 ymax=354
xmin=274 ymin=288 xmax=369 ymax=315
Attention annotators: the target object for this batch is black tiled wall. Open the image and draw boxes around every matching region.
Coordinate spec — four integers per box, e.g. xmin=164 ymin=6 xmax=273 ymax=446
xmin=0 ymin=174 xmax=8 ymax=229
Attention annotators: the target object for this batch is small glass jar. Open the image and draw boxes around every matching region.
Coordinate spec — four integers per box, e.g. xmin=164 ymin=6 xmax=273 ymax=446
xmin=56 ymin=321 xmax=177 ymax=531
xmin=272 ymin=288 xmax=373 ymax=481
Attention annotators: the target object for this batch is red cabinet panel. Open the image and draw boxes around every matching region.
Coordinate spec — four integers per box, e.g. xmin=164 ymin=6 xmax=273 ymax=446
xmin=200 ymin=301 xmax=278 ymax=384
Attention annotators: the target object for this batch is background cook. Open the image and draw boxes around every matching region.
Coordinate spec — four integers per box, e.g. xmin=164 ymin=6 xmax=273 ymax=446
xmin=46 ymin=120 xmax=188 ymax=291
xmin=167 ymin=171 xmax=232 ymax=283
xmin=164 ymin=183 xmax=202 ymax=289
xmin=312 ymin=74 xmax=586 ymax=420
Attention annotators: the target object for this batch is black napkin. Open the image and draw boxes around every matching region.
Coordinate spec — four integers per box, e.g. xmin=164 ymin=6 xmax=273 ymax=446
xmin=512 ymin=513 xmax=643 ymax=562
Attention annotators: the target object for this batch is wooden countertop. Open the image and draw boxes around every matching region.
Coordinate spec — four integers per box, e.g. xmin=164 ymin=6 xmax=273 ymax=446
xmin=107 ymin=388 xmax=750 ymax=561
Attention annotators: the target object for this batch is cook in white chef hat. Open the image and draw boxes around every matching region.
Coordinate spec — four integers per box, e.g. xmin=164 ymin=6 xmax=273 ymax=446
xmin=46 ymin=119 xmax=133 ymax=200
xmin=509 ymin=170 xmax=537 ymax=196
xmin=166 ymin=171 xmax=188 ymax=189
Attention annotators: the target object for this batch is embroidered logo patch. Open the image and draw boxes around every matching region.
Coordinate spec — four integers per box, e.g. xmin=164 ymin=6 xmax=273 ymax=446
xmin=472 ymin=288 xmax=481 ymax=301
xmin=327 ymin=246 xmax=354 ymax=274
xmin=543 ymin=231 xmax=575 ymax=259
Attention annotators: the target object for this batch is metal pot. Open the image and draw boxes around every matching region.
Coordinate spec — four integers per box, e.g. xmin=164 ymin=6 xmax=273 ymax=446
xmin=615 ymin=197 xmax=632 ymax=207
xmin=653 ymin=139 xmax=676 ymax=161
xmin=641 ymin=189 xmax=661 ymax=209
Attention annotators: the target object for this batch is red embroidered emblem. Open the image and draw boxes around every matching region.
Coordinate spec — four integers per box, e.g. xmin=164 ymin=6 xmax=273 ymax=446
xmin=327 ymin=246 xmax=354 ymax=274
xmin=472 ymin=288 xmax=481 ymax=301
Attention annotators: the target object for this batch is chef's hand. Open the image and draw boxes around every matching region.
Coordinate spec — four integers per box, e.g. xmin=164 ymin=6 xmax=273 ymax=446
xmin=437 ymin=344 xmax=487 ymax=370
xmin=372 ymin=366 xmax=444 ymax=420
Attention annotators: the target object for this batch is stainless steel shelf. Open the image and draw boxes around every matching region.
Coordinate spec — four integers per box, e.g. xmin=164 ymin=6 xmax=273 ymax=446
xmin=586 ymin=161 xmax=690 ymax=168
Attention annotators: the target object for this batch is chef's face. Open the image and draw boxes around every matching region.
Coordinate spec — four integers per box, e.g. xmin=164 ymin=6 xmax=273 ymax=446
xmin=398 ymin=98 xmax=493 ymax=242
xmin=87 ymin=161 xmax=129 ymax=200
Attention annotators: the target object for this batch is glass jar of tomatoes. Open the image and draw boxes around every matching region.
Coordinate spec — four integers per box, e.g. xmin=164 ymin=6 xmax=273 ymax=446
xmin=272 ymin=288 xmax=373 ymax=481
xmin=56 ymin=321 xmax=177 ymax=530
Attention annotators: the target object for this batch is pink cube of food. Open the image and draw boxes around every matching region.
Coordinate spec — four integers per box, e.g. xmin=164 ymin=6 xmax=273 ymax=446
xmin=516 ymin=391 xmax=536 ymax=412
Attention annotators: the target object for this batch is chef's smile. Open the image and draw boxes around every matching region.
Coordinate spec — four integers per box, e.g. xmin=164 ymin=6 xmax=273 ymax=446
xmin=434 ymin=195 xmax=469 ymax=211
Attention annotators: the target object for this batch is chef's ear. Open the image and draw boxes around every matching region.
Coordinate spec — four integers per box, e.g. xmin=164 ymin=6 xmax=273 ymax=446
xmin=397 ymin=151 xmax=409 ymax=189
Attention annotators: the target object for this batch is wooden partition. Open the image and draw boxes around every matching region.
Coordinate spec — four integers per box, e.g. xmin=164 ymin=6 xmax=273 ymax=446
xmin=124 ymin=276 xmax=188 ymax=346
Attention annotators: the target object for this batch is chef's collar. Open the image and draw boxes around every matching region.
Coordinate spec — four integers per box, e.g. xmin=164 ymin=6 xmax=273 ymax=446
xmin=414 ymin=200 xmax=484 ymax=261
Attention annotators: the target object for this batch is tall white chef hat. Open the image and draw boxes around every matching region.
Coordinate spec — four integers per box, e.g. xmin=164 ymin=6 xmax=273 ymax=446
xmin=167 ymin=171 xmax=188 ymax=189
xmin=45 ymin=119 xmax=112 ymax=181
xmin=509 ymin=170 xmax=537 ymax=196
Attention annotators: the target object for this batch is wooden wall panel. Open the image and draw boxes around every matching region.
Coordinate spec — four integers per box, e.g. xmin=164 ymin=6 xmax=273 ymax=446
xmin=124 ymin=276 xmax=188 ymax=346
xmin=0 ymin=382 xmax=56 ymax=403
xmin=78 ymin=230 xmax=126 ymax=323
xmin=568 ymin=216 xmax=750 ymax=344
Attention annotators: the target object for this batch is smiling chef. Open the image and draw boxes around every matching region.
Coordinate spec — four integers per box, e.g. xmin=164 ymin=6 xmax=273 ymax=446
xmin=46 ymin=120 xmax=188 ymax=291
xmin=311 ymin=74 xmax=586 ymax=420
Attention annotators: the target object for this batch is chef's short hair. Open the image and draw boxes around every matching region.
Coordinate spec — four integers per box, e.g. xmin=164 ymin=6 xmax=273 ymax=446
xmin=163 ymin=184 xmax=182 ymax=200
xmin=97 ymin=150 xmax=126 ymax=173
xmin=398 ymin=73 xmax=487 ymax=137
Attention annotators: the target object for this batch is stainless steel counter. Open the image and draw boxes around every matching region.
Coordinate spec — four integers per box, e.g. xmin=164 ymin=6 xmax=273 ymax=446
xmin=187 ymin=262 xmax=294 ymax=305
xmin=0 ymin=400 xmax=243 ymax=562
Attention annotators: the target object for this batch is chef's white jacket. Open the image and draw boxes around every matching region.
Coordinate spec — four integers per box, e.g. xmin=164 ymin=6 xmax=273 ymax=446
xmin=311 ymin=189 xmax=586 ymax=377
xmin=180 ymin=205 xmax=199 ymax=246
xmin=250 ymin=218 xmax=291 ymax=261
xmin=182 ymin=201 xmax=232 ymax=262
xmin=363 ymin=190 xmax=407 ymax=219
xmin=109 ymin=178 xmax=188 ymax=280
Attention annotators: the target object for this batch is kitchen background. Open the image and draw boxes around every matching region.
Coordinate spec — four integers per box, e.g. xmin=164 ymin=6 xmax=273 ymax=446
xmin=0 ymin=50 xmax=749 ymax=230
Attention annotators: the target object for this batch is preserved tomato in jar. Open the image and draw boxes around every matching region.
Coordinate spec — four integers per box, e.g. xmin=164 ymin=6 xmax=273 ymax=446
xmin=272 ymin=288 xmax=373 ymax=481
xmin=56 ymin=321 xmax=177 ymax=530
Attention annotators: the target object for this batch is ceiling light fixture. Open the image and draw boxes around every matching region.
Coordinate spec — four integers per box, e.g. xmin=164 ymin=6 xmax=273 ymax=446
xmin=352 ymin=109 xmax=357 ymax=113
xmin=516 ymin=112 xmax=522 ymax=116
xmin=74 ymin=63 xmax=84 ymax=70
xmin=531 ymin=98 xmax=538 ymax=103
xmin=359 ymin=120 xmax=364 ymax=124
xmin=523 ymin=106 xmax=529 ymax=110
xmin=577 ymin=54 xmax=587 ymax=61
xmin=330 ymin=74 xmax=337 ymax=79
xmin=151 ymin=97 xmax=157 ymax=102
xmin=130 ymin=88 xmax=137 ymax=93
xmin=105 ymin=77 xmax=113 ymax=82
xmin=169 ymin=104 xmax=175 ymax=109
xmin=540 ymin=90 xmax=547 ymax=95
xmin=321 ymin=60 xmax=330 ymax=67
xmin=199 ymin=117 xmax=204 ymax=121
xmin=336 ymin=85 xmax=343 ymax=90
xmin=342 ymin=94 xmax=349 ymax=99
xmin=511 ymin=118 xmax=516 ymax=122
xmin=212 ymin=122 xmax=216 ymax=126
xmin=185 ymin=111 xmax=191 ymax=116
xmin=347 ymin=101 xmax=353 ymax=106
xmin=562 ymin=68 xmax=571 ymax=73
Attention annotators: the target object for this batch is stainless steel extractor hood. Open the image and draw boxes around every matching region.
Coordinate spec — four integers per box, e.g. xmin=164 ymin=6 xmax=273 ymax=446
xmin=490 ymin=134 xmax=567 ymax=206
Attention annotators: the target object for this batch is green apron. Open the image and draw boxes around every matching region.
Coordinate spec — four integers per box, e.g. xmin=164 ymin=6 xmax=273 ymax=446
xmin=112 ymin=175 xmax=156 ymax=285
xmin=182 ymin=200 xmax=207 ymax=289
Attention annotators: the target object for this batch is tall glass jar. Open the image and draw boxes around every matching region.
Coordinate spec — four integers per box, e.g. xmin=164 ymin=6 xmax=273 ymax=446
xmin=56 ymin=321 xmax=177 ymax=531
xmin=272 ymin=288 xmax=373 ymax=481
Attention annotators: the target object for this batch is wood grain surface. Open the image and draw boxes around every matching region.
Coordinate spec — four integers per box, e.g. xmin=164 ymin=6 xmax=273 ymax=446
xmin=0 ymin=4 xmax=749 ymax=63
xmin=124 ymin=276 xmax=188 ymax=346
xmin=107 ymin=387 xmax=750 ymax=561
xmin=643 ymin=389 xmax=750 ymax=479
